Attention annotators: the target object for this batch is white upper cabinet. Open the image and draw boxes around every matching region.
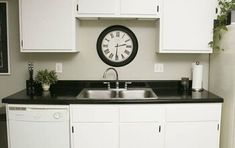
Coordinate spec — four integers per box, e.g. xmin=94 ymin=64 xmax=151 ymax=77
xmin=120 ymin=0 xmax=160 ymax=17
xmin=77 ymin=0 xmax=161 ymax=19
xmin=77 ymin=0 xmax=117 ymax=15
xmin=19 ymin=0 xmax=79 ymax=52
xmin=158 ymin=0 xmax=217 ymax=53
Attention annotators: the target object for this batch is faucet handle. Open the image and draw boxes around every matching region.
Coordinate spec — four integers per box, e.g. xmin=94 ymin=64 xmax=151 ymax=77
xmin=103 ymin=82 xmax=111 ymax=90
xmin=125 ymin=82 xmax=132 ymax=89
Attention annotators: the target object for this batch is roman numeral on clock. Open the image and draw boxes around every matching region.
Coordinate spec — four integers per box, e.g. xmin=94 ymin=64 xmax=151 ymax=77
xmin=125 ymin=39 xmax=130 ymax=43
xmin=126 ymin=45 xmax=132 ymax=48
xmin=122 ymin=34 xmax=126 ymax=39
xmin=121 ymin=54 xmax=125 ymax=59
xmin=116 ymin=32 xmax=120 ymax=37
xmin=104 ymin=49 xmax=110 ymax=54
xmin=105 ymin=38 xmax=110 ymax=42
xmin=110 ymin=33 xmax=114 ymax=38
xmin=103 ymin=44 xmax=108 ymax=48
xmin=124 ymin=50 xmax=130 ymax=55
xmin=109 ymin=53 xmax=114 ymax=59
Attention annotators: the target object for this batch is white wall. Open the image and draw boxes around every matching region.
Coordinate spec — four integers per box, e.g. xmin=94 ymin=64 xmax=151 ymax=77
xmin=27 ymin=20 xmax=210 ymax=81
xmin=209 ymin=25 xmax=235 ymax=148
xmin=0 ymin=0 xmax=210 ymax=105
xmin=0 ymin=0 xmax=29 ymax=107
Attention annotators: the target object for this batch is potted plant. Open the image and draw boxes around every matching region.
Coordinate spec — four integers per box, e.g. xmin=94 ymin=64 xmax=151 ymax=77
xmin=35 ymin=69 xmax=58 ymax=91
xmin=209 ymin=0 xmax=235 ymax=51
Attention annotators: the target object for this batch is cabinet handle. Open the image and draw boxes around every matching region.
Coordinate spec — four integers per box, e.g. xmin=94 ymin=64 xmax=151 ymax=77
xmin=159 ymin=125 xmax=161 ymax=132
xmin=72 ymin=126 xmax=74 ymax=133
xmin=157 ymin=5 xmax=159 ymax=12
xmin=217 ymin=124 xmax=220 ymax=131
xmin=21 ymin=40 xmax=23 ymax=47
xmin=77 ymin=4 xmax=79 ymax=12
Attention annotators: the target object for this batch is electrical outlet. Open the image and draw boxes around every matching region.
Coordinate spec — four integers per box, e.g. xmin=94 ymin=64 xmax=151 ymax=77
xmin=154 ymin=63 xmax=164 ymax=73
xmin=55 ymin=63 xmax=63 ymax=73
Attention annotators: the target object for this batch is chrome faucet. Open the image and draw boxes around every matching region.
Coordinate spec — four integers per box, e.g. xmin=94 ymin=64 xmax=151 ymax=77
xmin=103 ymin=67 xmax=119 ymax=89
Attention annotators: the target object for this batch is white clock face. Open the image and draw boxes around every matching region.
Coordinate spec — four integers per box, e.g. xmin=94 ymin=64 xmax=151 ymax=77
xmin=101 ymin=30 xmax=133 ymax=62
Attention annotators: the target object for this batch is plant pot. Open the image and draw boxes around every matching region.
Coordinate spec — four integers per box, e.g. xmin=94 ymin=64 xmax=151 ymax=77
xmin=42 ymin=83 xmax=50 ymax=91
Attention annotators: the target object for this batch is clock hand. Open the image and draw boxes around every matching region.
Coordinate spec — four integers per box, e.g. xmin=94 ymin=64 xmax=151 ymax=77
xmin=115 ymin=44 xmax=126 ymax=48
xmin=115 ymin=44 xmax=118 ymax=60
xmin=117 ymin=44 xmax=126 ymax=47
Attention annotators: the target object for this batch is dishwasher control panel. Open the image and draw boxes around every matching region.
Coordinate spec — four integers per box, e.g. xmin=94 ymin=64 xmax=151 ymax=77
xmin=7 ymin=105 xmax=69 ymax=122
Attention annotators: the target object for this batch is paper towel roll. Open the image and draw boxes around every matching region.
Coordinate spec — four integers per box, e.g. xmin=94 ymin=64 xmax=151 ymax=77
xmin=192 ymin=64 xmax=203 ymax=91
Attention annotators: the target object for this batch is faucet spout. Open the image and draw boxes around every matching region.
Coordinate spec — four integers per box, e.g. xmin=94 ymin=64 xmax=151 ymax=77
xmin=103 ymin=67 xmax=119 ymax=89
xmin=103 ymin=67 xmax=119 ymax=81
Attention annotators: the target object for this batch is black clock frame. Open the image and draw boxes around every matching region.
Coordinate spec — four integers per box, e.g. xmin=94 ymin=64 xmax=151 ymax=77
xmin=97 ymin=25 xmax=138 ymax=67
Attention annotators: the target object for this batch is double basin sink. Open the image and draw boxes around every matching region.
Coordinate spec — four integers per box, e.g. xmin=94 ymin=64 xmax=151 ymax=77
xmin=77 ymin=88 xmax=158 ymax=100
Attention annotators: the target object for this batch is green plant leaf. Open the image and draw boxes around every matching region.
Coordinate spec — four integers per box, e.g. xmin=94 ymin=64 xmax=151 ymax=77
xmin=35 ymin=69 xmax=58 ymax=85
xmin=209 ymin=0 xmax=233 ymax=52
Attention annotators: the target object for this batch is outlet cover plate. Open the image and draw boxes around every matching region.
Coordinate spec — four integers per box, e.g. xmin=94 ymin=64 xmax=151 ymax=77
xmin=56 ymin=63 xmax=63 ymax=73
xmin=154 ymin=63 xmax=164 ymax=72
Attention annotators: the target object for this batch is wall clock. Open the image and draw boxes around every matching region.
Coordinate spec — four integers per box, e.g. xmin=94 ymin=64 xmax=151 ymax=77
xmin=97 ymin=25 xmax=138 ymax=67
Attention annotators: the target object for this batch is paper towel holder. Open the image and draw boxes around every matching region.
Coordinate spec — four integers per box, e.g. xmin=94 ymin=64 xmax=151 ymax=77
xmin=192 ymin=87 xmax=203 ymax=92
xmin=192 ymin=61 xmax=203 ymax=92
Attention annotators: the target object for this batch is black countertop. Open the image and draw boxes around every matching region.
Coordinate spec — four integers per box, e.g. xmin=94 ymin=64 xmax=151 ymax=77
xmin=1 ymin=80 xmax=223 ymax=104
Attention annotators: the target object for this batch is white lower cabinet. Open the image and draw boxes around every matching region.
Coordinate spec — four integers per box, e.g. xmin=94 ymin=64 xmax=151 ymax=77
xmin=119 ymin=105 xmax=164 ymax=148
xmin=70 ymin=105 xmax=119 ymax=148
xmin=165 ymin=122 xmax=220 ymax=148
xmin=165 ymin=104 xmax=222 ymax=148
xmin=73 ymin=123 xmax=118 ymax=148
xmin=120 ymin=123 xmax=163 ymax=148
xmin=70 ymin=103 xmax=222 ymax=148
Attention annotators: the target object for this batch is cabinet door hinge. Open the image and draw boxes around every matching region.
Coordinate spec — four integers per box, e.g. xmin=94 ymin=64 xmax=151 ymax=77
xmin=72 ymin=126 xmax=74 ymax=133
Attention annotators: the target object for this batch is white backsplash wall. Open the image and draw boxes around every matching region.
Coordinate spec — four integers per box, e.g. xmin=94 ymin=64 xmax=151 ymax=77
xmin=26 ymin=21 xmax=209 ymax=83
xmin=0 ymin=0 xmax=209 ymax=104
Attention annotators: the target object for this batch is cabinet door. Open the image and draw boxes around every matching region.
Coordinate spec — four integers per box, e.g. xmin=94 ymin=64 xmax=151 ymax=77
xmin=119 ymin=105 xmax=164 ymax=148
xmin=120 ymin=0 xmax=160 ymax=16
xmin=165 ymin=122 xmax=220 ymax=148
xmin=20 ymin=0 xmax=76 ymax=51
xmin=71 ymin=105 xmax=119 ymax=148
xmin=160 ymin=0 xmax=216 ymax=53
xmin=120 ymin=123 xmax=163 ymax=148
xmin=72 ymin=123 xmax=119 ymax=148
xmin=77 ymin=0 xmax=116 ymax=15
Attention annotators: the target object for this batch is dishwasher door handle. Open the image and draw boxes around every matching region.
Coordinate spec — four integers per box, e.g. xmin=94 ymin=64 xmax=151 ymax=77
xmin=27 ymin=107 xmax=68 ymax=111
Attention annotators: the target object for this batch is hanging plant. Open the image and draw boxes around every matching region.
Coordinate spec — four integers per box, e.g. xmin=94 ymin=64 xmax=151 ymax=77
xmin=209 ymin=0 xmax=235 ymax=51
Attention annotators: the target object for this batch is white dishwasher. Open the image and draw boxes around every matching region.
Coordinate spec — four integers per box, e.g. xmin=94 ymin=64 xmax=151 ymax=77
xmin=6 ymin=105 xmax=70 ymax=148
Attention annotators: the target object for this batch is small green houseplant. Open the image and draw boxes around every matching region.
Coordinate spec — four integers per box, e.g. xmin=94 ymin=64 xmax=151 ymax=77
xmin=35 ymin=69 xmax=58 ymax=91
xmin=209 ymin=0 xmax=235 ymax=51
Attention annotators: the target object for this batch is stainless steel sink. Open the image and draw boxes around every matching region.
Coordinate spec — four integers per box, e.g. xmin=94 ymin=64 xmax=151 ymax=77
xmin=118 ymin=89 xmax=157 ymax=99
xmin=77 ymin=89 xmax=117 ymax=99
xmin=77 ymin=88 xmax=157 ymax=100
